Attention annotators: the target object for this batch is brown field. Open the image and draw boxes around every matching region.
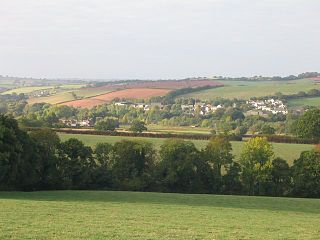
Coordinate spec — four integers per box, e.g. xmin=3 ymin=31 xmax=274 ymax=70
xmin=62 ymin=88 xmax=171 ymax=108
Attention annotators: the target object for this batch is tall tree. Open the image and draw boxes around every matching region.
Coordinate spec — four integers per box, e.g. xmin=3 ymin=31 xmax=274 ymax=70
xmin=159 ymin=139 xmax=213 ymax=193
xmin=202 ymin=135 xmax=233 ymax=193
xmin=293 ymin=109 xmax=320 ymax=139
xmin=240 ymin=137 xmax=274 ymax=195
xmin=57 ymin=138 xmax=95 ymax=189
xmin=109 ymin=140 xmax=155 ymax=190
xmin=291 ymin=150 xmax=320 ymax=198
xmin=0 ymin=115 xmax=40 ymax=190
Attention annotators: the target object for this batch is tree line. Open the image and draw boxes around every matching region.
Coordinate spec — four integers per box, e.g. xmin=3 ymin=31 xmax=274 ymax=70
xmin=0 ymin=114 xmax=319 ymax=197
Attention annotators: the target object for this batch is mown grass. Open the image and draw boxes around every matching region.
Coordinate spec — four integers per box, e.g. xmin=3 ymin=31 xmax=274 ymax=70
xmin=58 ymin=133 xmax=314 ymax=164
xmin=0 ymin=191 xmax=319 ymax=239
xmin=183 ymin=79 xmax=319 ymax=100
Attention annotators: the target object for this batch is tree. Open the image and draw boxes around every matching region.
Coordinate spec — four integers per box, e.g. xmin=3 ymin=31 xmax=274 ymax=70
xmin=29 ymin=128 xmax=60 ymax=153
xmin=57 ymin=138 xmax=95 ymax=188
xmin=202 ymin=135 xmax=234 ymax=193
xmin=129 ymin=120 xmax=147 ymax=133
xmin=293 ymin=109 xmax=320 ymax=139
xmin=158 ymin=139 xmax=213 ymax=193
xmin=291 ymin=150 xmax=320 ymax=198
xmin=92 ymin=143 xmax=113 ymax=188
xmin=270 ymin=158 xmax=291 ymax=196
xmin=240 ymin=137 xmax=274 ymax=195
xmin=95 ymin=118 xmax=119 ymax=131
xmin=29 ymin=129 xmax=62 ymax=189
xmin=261 ymin=124 xmax=275 ymax=135
xmin=109 ymin=140 xmax=155 ymax=190
xmin=222 ymin=162 xmax=243 ymax=194
xmin=0 ymin=115 xmax=41 ymax=190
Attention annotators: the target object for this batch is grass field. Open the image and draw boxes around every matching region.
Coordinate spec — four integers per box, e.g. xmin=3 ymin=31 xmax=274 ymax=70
xmin=1 ymin=84 xmax=85 ymax=95
xmin=288 ymin=96 xmax=320 ymax=108
xmin=183 ymin=79 xmax=319 ymax=100
xmin=1 ymin=86 xmax=55 ymax=95
xmin=28 ymin=92 xmax=77 ymax=105
xmin=0 ymin=191 xmax=319 ymax=239
xmin=58 ymin=133 xmax=314 ymax=164
xmin=146 ymin=124 xmax=212 ymax=135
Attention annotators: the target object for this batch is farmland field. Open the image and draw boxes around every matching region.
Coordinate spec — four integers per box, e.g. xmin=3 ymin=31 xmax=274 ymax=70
xmin=0 ymin=191 xmax=319 ymax=239
xmin=1 ymin=86 xmax=55 ymax=95
xmin=62 ymin=88 xmax=171 ymax=108
xmin=146 ymin=124 xmax=212 ymax=135
xmin=28 ymin=92 xmax=77 ymax=105
xmin=1 ymin=84 xmax=85 ymax=95
xmin=58 ymin=133 xmax=314 ymax=164
xmin=182 ymin=79 xmax=320 ymax=100
xmin=288 ymin=96 xmax=320 ymax=108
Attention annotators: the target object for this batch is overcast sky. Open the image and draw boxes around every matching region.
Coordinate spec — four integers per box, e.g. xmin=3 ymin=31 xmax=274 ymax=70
xmin=0 ymin=0 xmax=319 ymax=79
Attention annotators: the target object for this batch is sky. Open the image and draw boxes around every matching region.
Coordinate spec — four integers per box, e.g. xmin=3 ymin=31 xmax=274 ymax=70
xmin=0 ymin=0 xmax=319 ymax=79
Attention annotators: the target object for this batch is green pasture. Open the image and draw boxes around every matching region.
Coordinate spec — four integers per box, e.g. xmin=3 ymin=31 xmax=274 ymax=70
xmin=288 ymin=96 xmax=320 ymax=108
xmin=141 ymin=124 xmax=211 ymax=135
xmin=183 ymin=79 xmax=319 ymax=100
xmin=28 ymin=92 xmax=77 ymax=105
xmin=1 ymin=84 xmax=85 ymax=95
xmin=58 ymin=133 xmax=314 ymax=164
xmin=0 ymin=191 xmax=319 ymax=239
xmin=1 ymin=86 xmax=54 ymax=95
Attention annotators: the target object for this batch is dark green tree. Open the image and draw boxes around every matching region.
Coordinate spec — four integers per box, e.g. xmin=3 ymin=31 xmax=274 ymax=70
xmin=129 ymin=120 xmax=147 ymax=133
xmin=57 ymin=138 xmax=95 ymax=189
xmin=95 ymin=118 xmax=119 ymax=131
xmin=293 ymin=109 xmax=320 ymax=139
xmin=158 ymin=139 xmax=213 ymax=193
xmin=270 ymin=158 xmax=291 ymax=196
xmin=291 ymin=150 xmax=320 ymax=198
xmin=109 ymin=140 xmax=155 ymax=190
xmin=202 ymin=135 xmax=234 ymax=193
xmin=0 ymin=115 xmax=40 ymax=190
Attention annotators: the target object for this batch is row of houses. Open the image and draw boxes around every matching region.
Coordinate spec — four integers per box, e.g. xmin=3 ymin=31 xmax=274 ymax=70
xmin=181 ymin=103 xmax=224 ymax=115
xmin=114 ymin=102 xmax=163 ymax=111
xmin=114 ymin=101 xmax=225 ymax=115
xmin=246 ymin=99 xmax=288 ymax=115
xmin=59 ymin=119 xmax=93 ymax=127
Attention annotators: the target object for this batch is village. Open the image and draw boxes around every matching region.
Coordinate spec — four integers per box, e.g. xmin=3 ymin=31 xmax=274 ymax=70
xmin=58 ymin=99 xmax=289 ymax=127
xmin=246 ymin=99 xmax=288 ymax=115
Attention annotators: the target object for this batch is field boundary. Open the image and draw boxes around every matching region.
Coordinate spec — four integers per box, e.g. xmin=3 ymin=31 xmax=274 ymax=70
xmin=24 ymin=127 xmax=319 ymax=144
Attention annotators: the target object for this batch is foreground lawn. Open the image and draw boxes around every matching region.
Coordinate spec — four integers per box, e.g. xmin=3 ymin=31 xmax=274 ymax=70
xmin=58 ymin=133 xmax=314 ymax=164
xmin=0 ymin=191 xmax=319 ymax=239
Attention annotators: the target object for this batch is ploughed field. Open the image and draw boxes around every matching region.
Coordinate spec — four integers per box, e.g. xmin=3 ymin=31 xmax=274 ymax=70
xmin=25 ymin=79 xmax=223 ymax=107
xmin=62 ymin=88 xmax=171 ymax=108
xmin=0 ymin=191 xmax=319 ymax=239
xmin=58 ymin=133 xmax=314 ymax=165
